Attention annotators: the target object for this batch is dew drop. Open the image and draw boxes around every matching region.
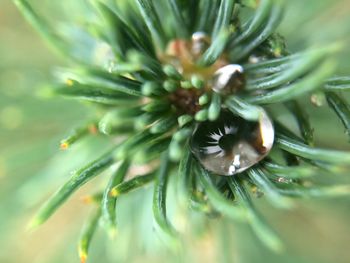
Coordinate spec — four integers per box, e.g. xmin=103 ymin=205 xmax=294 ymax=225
xmin=190 ymin=110 xmax=274 ymax=176
xmin=191 ymin=32 xmax=210 ymax=58
xmin=212 ymin=64 xmax=246 ymax=95
xmin=277 ymin=177 xmax=292 ymax=184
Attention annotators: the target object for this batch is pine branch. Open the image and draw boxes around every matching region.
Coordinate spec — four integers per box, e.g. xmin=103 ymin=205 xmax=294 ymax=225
xmin=15 ymin=0 xmax=350 ymax=259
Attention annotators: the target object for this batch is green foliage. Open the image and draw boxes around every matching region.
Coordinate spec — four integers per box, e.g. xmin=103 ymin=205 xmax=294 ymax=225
xmin=13 ymin=0 xmax=350 ymax=262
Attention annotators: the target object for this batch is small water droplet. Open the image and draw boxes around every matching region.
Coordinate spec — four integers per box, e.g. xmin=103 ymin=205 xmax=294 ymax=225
xmin=106 ymin=60 xmax=116 ymax=73
xmin=191 ymin=32 xmax=210 ymax=58
xmin=277 ymin=177 xmax=292 ymax=184
xmin=190 ymin=110 xmax=274 ymax=176
xmin=310 ymin=92 xmax=325 ymax=107
xmin=212 ymin=64 xmax=246 ymax=95
xmin=248 ymin=55 xmax=262 ymax=64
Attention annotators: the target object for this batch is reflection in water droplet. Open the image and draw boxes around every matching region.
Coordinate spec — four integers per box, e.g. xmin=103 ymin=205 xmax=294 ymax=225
xmin=190 ymin=110 xmax=274 ymax=176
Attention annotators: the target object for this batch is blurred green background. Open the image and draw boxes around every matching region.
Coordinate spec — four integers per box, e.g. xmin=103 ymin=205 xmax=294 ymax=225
xmin=1 ymin=1 xmax=350 ymax=263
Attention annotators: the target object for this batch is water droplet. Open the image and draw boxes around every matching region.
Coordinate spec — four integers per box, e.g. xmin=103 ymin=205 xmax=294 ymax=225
xmin=107 ymin=61 xmax=115 ymax=73
xmin=277 ymin=177 xmax=292 ymax=184
xmin=212 ymin=64 xmax=246 ymax=95
xmin=310 ymin=92 xmax=325 ymax=107
xmin=191 ymin=32 xmax=210 ymax=58
xmin=248 ymin=55 xmax=262 ymax=64
xmin=190 ymin=110 xmax=274 ymax=176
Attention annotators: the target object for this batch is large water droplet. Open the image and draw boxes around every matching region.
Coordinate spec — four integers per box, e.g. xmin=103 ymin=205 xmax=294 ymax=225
xmin=212 ymin=64 xmax=246 ymax=95
xmin=190 ymin=110 xmax=274 ymax=176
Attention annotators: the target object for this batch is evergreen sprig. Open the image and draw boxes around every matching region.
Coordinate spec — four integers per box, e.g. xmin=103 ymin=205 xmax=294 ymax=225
xmin=15 ymin=0 xmax=350 ymax=261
